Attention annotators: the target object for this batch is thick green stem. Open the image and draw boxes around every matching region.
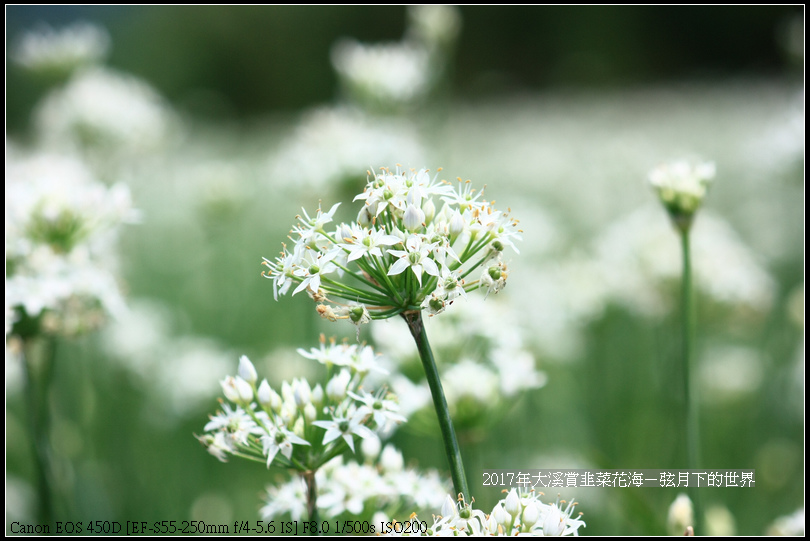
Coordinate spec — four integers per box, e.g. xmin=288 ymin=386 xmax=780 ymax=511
xmin=403 ymin=311 xmax=469 ymax=502
xmin=303 ymin=470 xmax=320 ymax=533
xmin=22 ymin=336 xmax=57 ymax=528
xmin=680 ymin=230 xmax=702 ymax=535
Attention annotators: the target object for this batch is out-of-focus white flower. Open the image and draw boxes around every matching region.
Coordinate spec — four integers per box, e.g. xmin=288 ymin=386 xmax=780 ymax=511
xmin=6 ymin=151 xmax=138 ymax=335
xmin=262 ymin=453 xmax=448 ymax=521
xmin=411 ymin=489 xmax=585 ymax=536
xmin=35 ymin=67 xmax=174 ymax=156
xmin=648 ymin=160 xmax=715 ymax=229
xmin=332 ymin=40 xmax=431 ymax=107
xmin=594 ymin=205 xmax=774 ymax=317
xmin=704 ymin=504 xmax=736 ymax=536
xmin=13 ymin=21 xmax=110 ymax=75
xmin=406 ymin=6 xmax=462 ymax=51
xmin=267 ymin=107 xmax=425 ymax=191
xmin=766 ymin=507 xmax=804 ymax=536
xmin=699 ymin=345 xmax=763 ymax=402
xmin=667 ymin=493 xmax=694 ymax=536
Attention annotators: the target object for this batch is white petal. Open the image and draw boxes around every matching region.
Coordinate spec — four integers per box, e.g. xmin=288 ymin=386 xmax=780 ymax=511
xmin=422 ymin=257 xmax=439 ymax=277
xmin=388 ymin=258 xmax=410 ymax=276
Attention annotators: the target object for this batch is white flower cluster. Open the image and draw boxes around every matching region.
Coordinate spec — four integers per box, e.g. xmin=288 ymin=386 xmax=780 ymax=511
xmin=267 ymin=106 xmax=425 ymax=191
xmin=198 ymin=341 xmax=405 ymax=471
xmin=35 ymin=67 xmax=174 ymax=157
xmin=6 ymin=150 xmax=138 ymax=336
xmin=261 ymin=442 xmax=448 ymax=522
xmin=594 ymin=205 xmax=774 ymax=317
xmin=391 ymin=489 xmax=584 ymax=536
xmin=13 ymin=21 xmax=110 ymax=74
xmin=330 ymin=7 xmax=461 ymax=110
xmin=648 ymin=160 xmax=716 ymax=227
xmin=332 ymin=39 xmax=432 ymax=106
xmin=263 ymin=166 xmax=520 ymax=321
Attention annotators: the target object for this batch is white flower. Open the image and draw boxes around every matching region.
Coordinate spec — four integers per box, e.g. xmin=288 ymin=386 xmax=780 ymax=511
xmin=341 ymin=225 xmax=401 ymax=262
xmin=649 ymin=160 xmax=715 ymax=220
xmin=312 ymin=411 xmax=375 ymax=453
xmin=348 ymin=389 xmax=407 ymax=429
xmin=331 ymin=39 xmax=432 ymax=105
xmin=292 ymin=249 xmax=338 ymax=296
xmin=387 ymin=235 xmax=439 ymax=286
xmin=13 ymin=21 xmax=110 ymax=73
xmin=261 ymin=425 xmax=310 ymax=467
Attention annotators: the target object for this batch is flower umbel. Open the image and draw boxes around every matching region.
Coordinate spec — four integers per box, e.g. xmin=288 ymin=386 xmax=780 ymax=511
xmin=262 ymin=167 xmax=520 ymax=321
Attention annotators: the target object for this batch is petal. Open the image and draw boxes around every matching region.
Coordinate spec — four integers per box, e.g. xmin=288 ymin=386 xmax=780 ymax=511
xmin=342 ymin=433 xmax=356 ymax=453
xmin=422 ymin=257 xmax=439 ymax=277
xmin=388 ymin=258 xmax=410 ymax=276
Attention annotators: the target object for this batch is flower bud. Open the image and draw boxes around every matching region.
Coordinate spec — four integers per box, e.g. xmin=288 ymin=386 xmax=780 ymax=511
xmin=257 ymin=379 xmax=272 ymax=406
xmin=449 ymin=210 xmax=465 ymax=236
xmin=423 ymin=198 xmax=436 ymax=224
xmin=293 ymin=416 xmax=306 ymax=439
xmin=504 ymin=489 xmax=521 ymax=519
xmin=304 ymin=402 xmax=317 ymax=422
xmin=404 ymin=204 xmax=425 ymax=232
xmin=311 ymin=384 xmax=324 ymax=407
xmin=293 ymin=378 xmax=312 ymax=407
xmin=492 ymin=503 xmax=511 ymax=528
xmin=326 ymin=369 xmax=351 ymax=402
xmin=238 ymin=355 xmax=258 ymax=384
xmin=521 ymin=501 xmax=540 ymax=528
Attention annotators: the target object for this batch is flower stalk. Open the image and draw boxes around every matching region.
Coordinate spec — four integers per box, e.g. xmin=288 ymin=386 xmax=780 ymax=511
xmin=680 ymin=229 xmax=703 ymax=536
xmin=22 ymin=335 xmax=57 ymax=527
xmin=403 ymin=310 xmax=469 ymax=502
xmin=649 ymin=159 xmax=714 ymax=535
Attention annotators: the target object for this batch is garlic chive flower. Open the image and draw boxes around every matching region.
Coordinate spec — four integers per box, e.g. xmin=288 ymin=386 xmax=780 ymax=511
xmin=409 ymin=489 xmax=585 ymax=536
xmin=648 ymin=160 xmax=715 ymax=231
xmin=199 ymin=342 xmax=404 ymax=473
xmin=262 ymin=167 xmax=521 ymax=320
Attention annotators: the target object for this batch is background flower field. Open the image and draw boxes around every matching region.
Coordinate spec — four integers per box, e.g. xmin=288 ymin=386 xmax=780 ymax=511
xmin=6 ymin=6 xmax=804 ymax=535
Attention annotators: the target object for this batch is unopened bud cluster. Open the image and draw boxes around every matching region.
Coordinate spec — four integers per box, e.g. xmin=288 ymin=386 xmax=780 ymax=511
xmin=648 ymin=160 xmax=715 ymax=231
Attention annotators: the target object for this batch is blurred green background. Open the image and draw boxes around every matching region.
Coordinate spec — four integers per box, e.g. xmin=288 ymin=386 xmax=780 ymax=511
xmin=6 ymin=5 xmax=804 ymax=536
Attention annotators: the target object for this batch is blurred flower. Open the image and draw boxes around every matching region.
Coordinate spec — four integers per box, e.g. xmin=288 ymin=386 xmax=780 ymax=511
xmin=593 ymin=205 xmax=774 ymax=317
xmin=648 ymin=160 xmax=715 ymax=231
xmin=267 ymin=106 xmax=425 ymax=191
xmin=406 ymin=6 xmax=462 ymax=52
xmin=34 ymin=67 xmax=175 ymax=159
xmin=766 ymin=507 xmax=804 ymax=536
xmin=13 ymin=21 xmax=110 ymax=76
xmin=699 ymin=345 xmax=763 ymax=402
xmin=371 ymin=295 xmax=545 ymax=430
xmin=667 ymin=493 xmax=694 ymax=536
xmin=6 ymin=150 xmax=138 ymax=336
xmin=331 ymin=39 xmax=432 ymax=109
xmin=261 ymin=449 xmax=448 ymax=521
xmin=704 ymin=504 xmax=736 ymax=536
xmin=407 ymin=489 xmax=584 ymax=536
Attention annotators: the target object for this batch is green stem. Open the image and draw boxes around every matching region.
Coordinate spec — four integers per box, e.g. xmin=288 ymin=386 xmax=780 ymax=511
xmin=680 ymin=229 xmax=702 ymax=535
xmin=303 ymin=470 xmax=320 ymax=531
xmin=22 ymin=336 xmax=57 ymax=528
xmin=402 ymin=311 xmax=469 ymax=502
